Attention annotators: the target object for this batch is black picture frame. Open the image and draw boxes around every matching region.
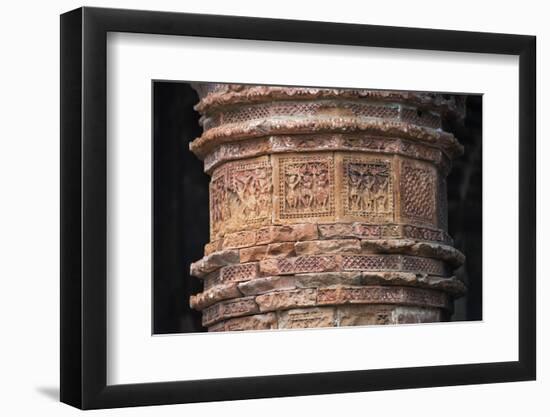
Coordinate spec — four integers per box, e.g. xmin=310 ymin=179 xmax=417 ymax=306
xmin=60 ymin=6 xmax=536 ymax=410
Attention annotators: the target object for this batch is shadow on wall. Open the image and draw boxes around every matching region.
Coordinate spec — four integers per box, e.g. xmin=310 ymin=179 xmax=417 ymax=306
xmin=446 ymin=94 xmax=482 ymax=322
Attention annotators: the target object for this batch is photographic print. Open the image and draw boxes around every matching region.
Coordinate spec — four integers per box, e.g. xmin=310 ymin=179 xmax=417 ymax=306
xmin=153 ymin=82 xmax=482 ymax=334
xmin=60 ymin=8 xmax=535 ymax=408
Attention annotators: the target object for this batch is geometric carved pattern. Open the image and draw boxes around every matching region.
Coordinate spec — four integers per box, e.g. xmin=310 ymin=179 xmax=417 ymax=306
xmin=206 ymin=101 xmax=400 ymax=131
xmin=278 ymin=154 xmax=335 ymax=220
xmin=402 ymin=256 xmax=447 ymax=276
xmin=401 ymin=161 xmax=436 ymax=224
xmin=341 ymin=255 xmax=401 ymax=271
xmin=341 ymin=255 xmax=446 ymax=276
xmin=202 ymin=297 xmax=259 ymax=327
xmin=220 ymin=263 xmax=258 ymax=283
xmin=277 ymin=256 xmax=337 ymax=274
xmin=343 ymin=156 xmax=393 ymax=221
xmin=209 ymin=157 xmax=272 ymax=239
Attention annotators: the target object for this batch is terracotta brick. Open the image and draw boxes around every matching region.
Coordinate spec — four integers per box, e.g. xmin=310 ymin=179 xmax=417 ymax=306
xmin=278 ymin=307 xmax=336 ymax=329
xmin=204 ymin=240 xmax=223 ymax=256
xmin=202 ymin=297 xmax=259 ymax=327
xmin=318 ymin=223 xmax=353 ymax=239
xmin=224 ymin=313 xmax=278 ymax=331
xmin=189 ymin=282 xmax=241 ymax=310
xmin=222 ymin=230 xmax=257 ymax=250
xmin=238 ymin=276 xmax=297 ymax=296
xmin=220 ymin=262 xmax=259 ymax=283
xmin=190 ymin=250 xmax=240 ymax=278
xmin=294 ymin=239 xmax=361 ymax=255
xmin=239 ymin=245 xmax=268 ymax=263
xmin=337 ymin=305 xmax=395 ymax=327
xmin=256 ymin=224 xmax=318 ymax=245
xmin=294 ymin=272 xmax=363 ymax=288
xmin=255 ymin=289 xmax=318 ymax=312
xmin=266 ymin=242 xmax=296 ymax=258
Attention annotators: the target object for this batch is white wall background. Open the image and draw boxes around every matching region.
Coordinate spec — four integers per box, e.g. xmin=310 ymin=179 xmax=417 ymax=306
xmin=0 ymin=0 xmax=545 ymax=415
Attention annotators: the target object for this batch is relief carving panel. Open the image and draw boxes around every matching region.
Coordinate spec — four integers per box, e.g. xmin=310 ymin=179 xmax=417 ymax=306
xmin=209 ymin=156 xmax=272 ymax=239
xmin=274 ymin=154 xmax=335 ymax=222
xmin=400 ymin=159 xmax=437 ymax=225
xmin=341 ymin=155 xmax=394 ymax=222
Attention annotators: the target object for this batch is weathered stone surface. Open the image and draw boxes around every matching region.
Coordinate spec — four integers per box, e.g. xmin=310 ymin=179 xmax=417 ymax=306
xmin=393 ymin=306 xmax=442 ymax=323
xmin=194 ymin=86 xmax=464 ymax=116
xmin=256 ymin=224 xmax=318 ymax=245
xmin=417 ymin=275 xmax=466 ymax=296
xmin=223 ymin=313 xmax=278 ymax=331
xmin=318 ymin=223 xmax=353 ymax=239
xmin=278 ymin=307 xmax=336 ymax=329
xmin=337 ymin=305 xmax=395 ymax=326
xmin=207 ymin=322 xmax=226 ymax=332
xmin=410 ymin=242 xmax=465 ymax=267
xmin=360 ymin=239 xmax=465 ymax=266
xmin=317 ymin=286 xmax=450 ymax=309
xmin=238 ymin=276 xmax=297 ymax=296
xmin=256 ymin=288 xmax=318 ymax=312
xmin=360 ymin=238 xmax=417 ymax=253
xmin=204 ymin=134 xmax=453 ymax=175
xmin=204 ymin=137 xmax=272 ymax=174
xmin=202 ymin=297 xmax=259 ymax=326
xmin=294 ymin=239 xmax=361 ymax=255
xmin=203 ymin=270 xmax=221 ymax=290
xmin=189 ymin=83 xmax=466 ymax=331
xmin=190 ymin=249 xmax=240 ymax=278
xmin=359 ymin=271 xmax=418 ymax=286
xmin=190 ymin=116 xmax=462 ymax=160
xmin=402 ymin=224 xmax=449 ymax=243
xmin=294 ymin=272 xmax=363 ymax=288
xmin=239 ymin=245 xmax=268 ymax=263
xmin=352 ymin=223 xmax=384 ymax=238
xmin=189 ymin=282 xmax=242 ymax=310
xmin=337 ymin=304 xmax=443 ymax=326
xmin=266 ymin=242 xmax=296 ymax=258
xmin=222 ymin=230 xmax=257 ymax=249
xmin=354 ymin=271 xmax=465 ymax=296
xmin=204 ymin=240 xmax=223 ymax=256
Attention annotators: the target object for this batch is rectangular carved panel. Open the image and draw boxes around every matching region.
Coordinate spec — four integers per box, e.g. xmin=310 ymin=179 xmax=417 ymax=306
xmin=274 ymin=154 xmax=335 ymax=223
xmin=209 ymin=156 xmax=272 ymax=239
xmin=400 ymin=159 xmax=437 ymax=225
xmin=340 ymin=155 xmax=394 ymax=222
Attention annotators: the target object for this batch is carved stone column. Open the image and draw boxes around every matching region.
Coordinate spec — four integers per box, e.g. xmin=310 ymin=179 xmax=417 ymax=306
xmin=188 ymin=84 xmax=466 ymax=332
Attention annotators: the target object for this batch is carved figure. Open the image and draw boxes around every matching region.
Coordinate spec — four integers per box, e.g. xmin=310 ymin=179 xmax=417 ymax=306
xmin=347 ymin=162 xmax=391 ymax=215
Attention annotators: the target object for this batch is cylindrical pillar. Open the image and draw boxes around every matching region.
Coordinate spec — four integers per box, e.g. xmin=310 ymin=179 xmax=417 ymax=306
xmin=188 ymin=84 xmax=466 ymax=332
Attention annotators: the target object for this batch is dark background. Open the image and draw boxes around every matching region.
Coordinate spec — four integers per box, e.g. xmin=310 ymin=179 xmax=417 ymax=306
xmin=153 ymin=82 xmax=209 ymax=334
xmin=152 ymin=81 xmax=482 ymax=334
